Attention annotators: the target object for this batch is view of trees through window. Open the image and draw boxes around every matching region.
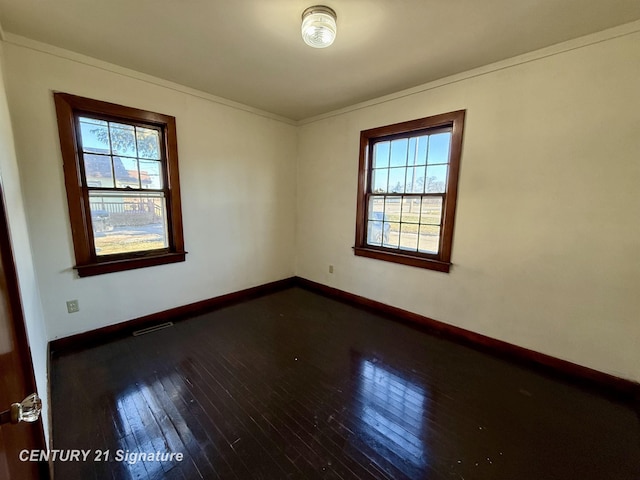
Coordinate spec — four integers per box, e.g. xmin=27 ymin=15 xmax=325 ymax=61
xmin=79 ymin=117 xmax=168 ymax=255
xmin=355 ymin=110 xmax=464 ymax=272
xmin=366 ymin=132 xmax=451 ymax=254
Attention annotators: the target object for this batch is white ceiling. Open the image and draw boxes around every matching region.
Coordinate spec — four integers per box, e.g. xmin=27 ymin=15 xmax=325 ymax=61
xmin=1 ymin=0 xmax=639 ymax=121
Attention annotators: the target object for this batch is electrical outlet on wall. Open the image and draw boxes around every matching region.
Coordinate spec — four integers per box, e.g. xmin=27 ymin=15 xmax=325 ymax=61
xmin=329 ymin=265 xmax=334 ymax=274
xmin=66 ymin=300 xmax=79 ymax=314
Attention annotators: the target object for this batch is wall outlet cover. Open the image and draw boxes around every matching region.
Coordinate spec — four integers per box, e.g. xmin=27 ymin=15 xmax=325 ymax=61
xmin=66 ymin=300 xmax=79 ymax=314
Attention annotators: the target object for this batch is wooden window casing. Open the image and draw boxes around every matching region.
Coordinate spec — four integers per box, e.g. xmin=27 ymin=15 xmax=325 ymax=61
xmin=54 ymin=93 xmax=186 ymax=277
xmin=354 ymin=110 xmax=465 ymax=273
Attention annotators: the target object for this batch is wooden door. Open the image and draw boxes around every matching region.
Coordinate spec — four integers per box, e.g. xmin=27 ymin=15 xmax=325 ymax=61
xmin=0 ymin=185 xmax=48 ymax=479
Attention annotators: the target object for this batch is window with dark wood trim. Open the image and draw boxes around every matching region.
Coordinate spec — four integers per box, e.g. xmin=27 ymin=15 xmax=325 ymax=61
xmin=54 ymin=93 xmax=186 ymax=277
xmin=354 ymin=110 xmax=465 ymax=273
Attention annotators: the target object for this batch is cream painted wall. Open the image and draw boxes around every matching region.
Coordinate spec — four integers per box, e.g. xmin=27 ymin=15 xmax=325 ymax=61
xmin=0 ymin=45 xmax=50 ymax=444
xmin=1 ymin=25 xmax=638 ymax=390
xmin=2 ymin=42 xmax=297 ymax=341
xmin=296 ymin=32 xmax=640 ymax=381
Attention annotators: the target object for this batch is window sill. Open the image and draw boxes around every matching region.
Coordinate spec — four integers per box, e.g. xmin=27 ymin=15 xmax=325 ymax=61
xmin=353 ymin=246 xmax=450 ymax=273
xmin=75 ymin=251 xmax=187 ymax=277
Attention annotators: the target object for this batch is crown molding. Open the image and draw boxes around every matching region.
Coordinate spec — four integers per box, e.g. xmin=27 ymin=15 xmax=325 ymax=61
xmin=299 ymin=19 xmax=640 ymax=125
xmin=2 ymin=18 xmax=640 ymax=127
xmin=2 ymin=33 xmax=298 ymax=126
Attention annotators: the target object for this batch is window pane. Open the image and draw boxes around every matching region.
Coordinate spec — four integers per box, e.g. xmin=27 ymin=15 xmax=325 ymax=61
xmin=418 ymin=225 xmax=440 ymax=254
xmin=401 ymin=197 xmax=421 ymax=223
xmin=109 ymin=122 xmax=137 ymax=157
xmin=79 ymin=117 xmax=110 ymax=154
xmin=420 ymin=197 xmax=443 ymax=225
xmin=139 ymin=160 xmax=163 ymax=189
xmin=383 ymin=222 xmax=400 ymax=248
xmin=416 ymin=136 xmax=428 ymax=165
xmin=425 ymin=165 xmax=448 ymax=193
xmin=388 ymin=168 xmax=406 ymax=193
xmin=373 ymin=141 xmax=390 ymax=168
xmin=114 ymin=157 xmax=141 ymax=188
xmin=407 ymin=137 xmax=418 ymax=166
xmin=427 ymin=132 xmax=451 ymax=164
xmin=368 ymin=196 xmax=385 ymax=220
xmin=371 ymin=168 xmax=388 ymax=193
xmin=367 ymin=221 xmax=384 ymax=246
xmin=389 ymin=139 xmax=408 ymax=167
xmin=83 ymin=154 xmax=114 ymax=188
xmin=384 ymin=196 xmax=402 ymax=220
xmin=405 ymin=166 xmax=426 ymax=193
xmin=89 ymin=191 xmax=168 ymax=256
xmin=136 ymin=127 xmax=161 ymax=160
xmin=399 ymin=223 xmax=418 ymax=251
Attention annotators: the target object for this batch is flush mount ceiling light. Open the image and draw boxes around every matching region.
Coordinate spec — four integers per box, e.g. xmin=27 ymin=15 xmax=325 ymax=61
xmin=301 ymin=5 xmax=337 ymax=48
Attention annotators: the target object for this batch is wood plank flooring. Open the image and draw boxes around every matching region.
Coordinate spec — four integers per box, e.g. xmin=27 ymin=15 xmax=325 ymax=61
xmin=51 ymin=287 xmax=640 ymax=479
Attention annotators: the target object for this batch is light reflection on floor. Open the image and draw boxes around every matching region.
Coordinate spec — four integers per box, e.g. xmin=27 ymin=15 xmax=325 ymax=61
xmin=356 ymin=359 xmax=429 ymax=477
xmin=114 ymin=373 xmax=189 ymax=479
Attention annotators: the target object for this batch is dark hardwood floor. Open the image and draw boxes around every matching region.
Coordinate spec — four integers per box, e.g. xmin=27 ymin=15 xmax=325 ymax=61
xmin=51 ymin=287 xmax=640 ymax=479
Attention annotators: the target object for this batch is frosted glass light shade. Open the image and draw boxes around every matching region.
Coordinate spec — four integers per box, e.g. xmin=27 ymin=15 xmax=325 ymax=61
xmin=301 ymin=6 xmax=337 ymax=48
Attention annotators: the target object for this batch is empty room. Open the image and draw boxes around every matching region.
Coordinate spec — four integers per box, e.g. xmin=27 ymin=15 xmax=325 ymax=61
xmin=0 ymin=1 xmax=638 ymax=479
